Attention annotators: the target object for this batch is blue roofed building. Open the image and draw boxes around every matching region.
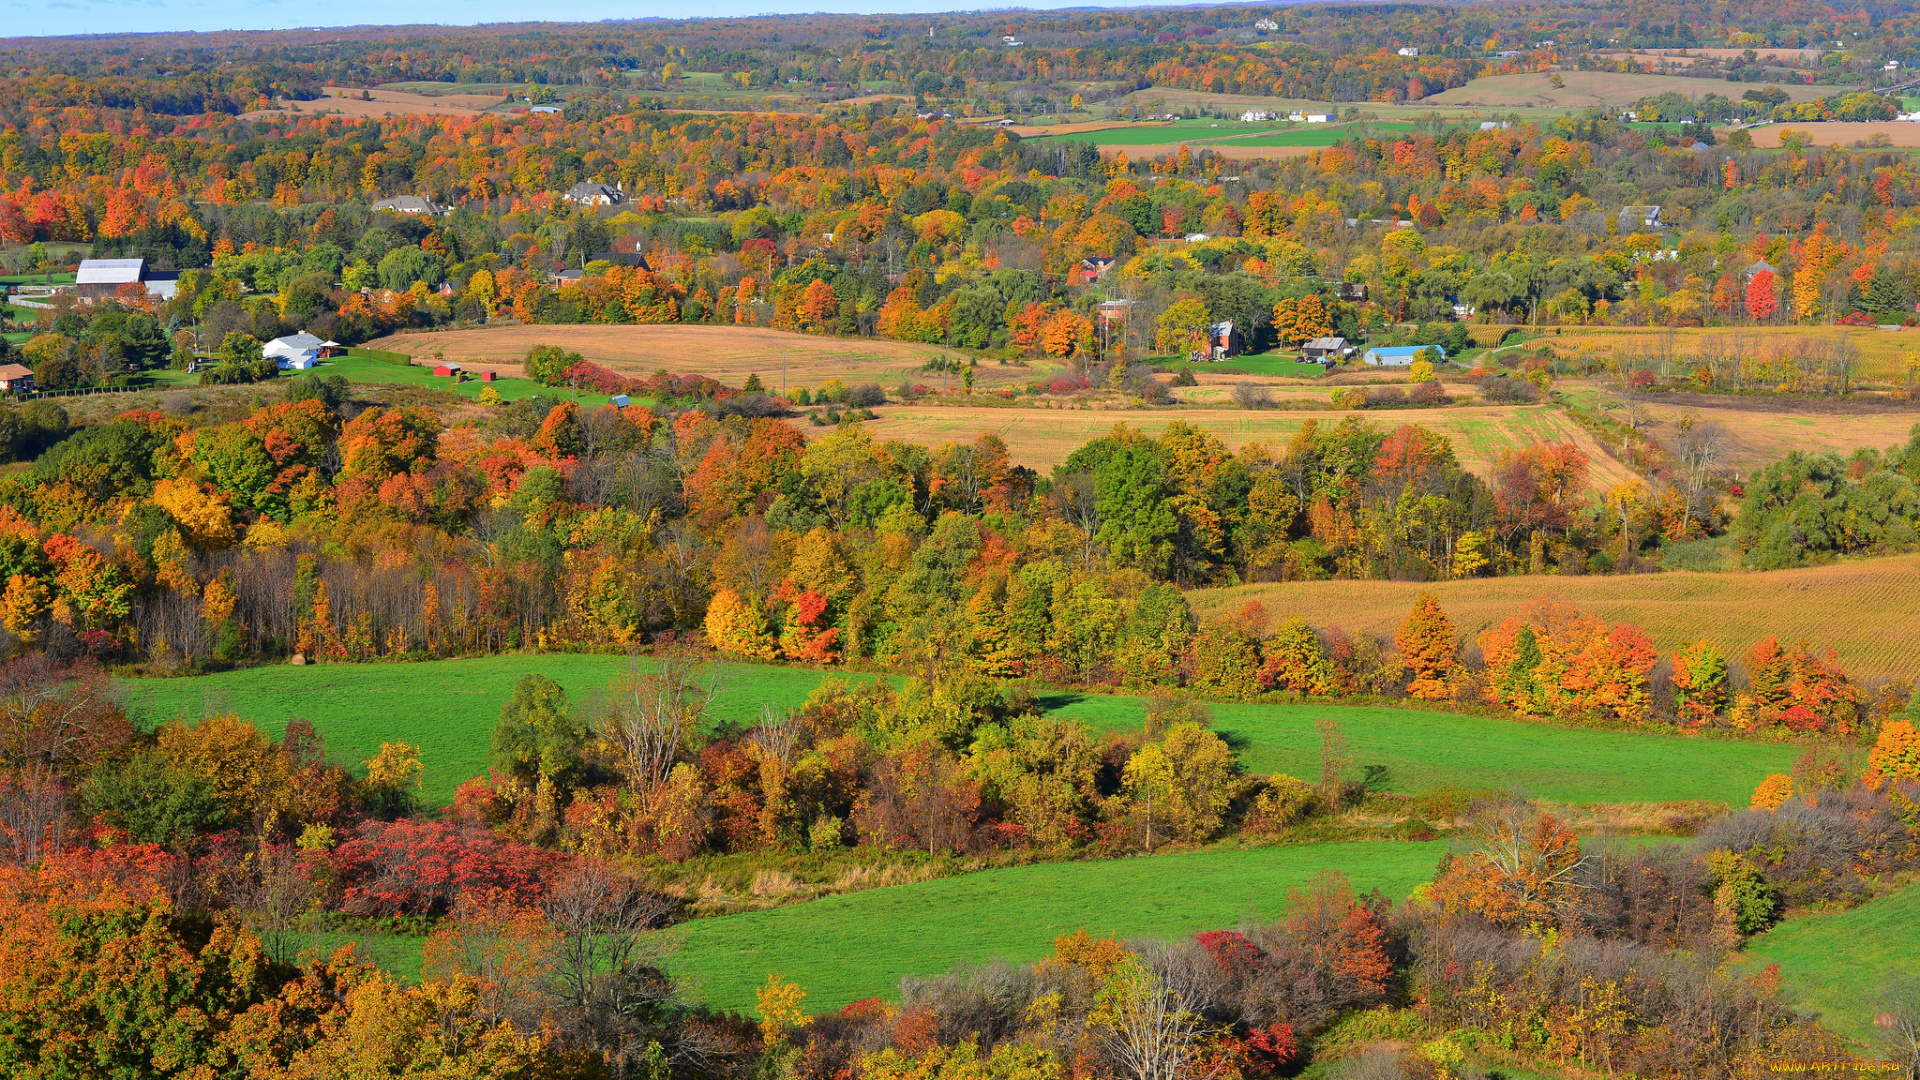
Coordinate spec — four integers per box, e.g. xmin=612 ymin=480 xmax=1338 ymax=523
xmin=1361 ymin=345 xmax=1448 ymax=367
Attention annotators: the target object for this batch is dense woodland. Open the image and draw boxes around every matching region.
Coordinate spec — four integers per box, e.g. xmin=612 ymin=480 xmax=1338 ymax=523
xmin=4 ymin=3 xmax=1920 ymax=1078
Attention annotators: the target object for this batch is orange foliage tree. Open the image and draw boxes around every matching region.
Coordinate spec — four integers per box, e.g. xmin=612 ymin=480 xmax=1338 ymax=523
xmin=1394 ymin=592 xmax=1457 ymax=699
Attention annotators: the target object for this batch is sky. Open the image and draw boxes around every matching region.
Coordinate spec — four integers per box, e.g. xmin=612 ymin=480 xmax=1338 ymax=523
xmin=7 ymin=0 xmax=1198 ymax=40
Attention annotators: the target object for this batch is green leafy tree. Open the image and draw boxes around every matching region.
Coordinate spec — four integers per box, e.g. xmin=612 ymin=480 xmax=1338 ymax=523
xmin=83 ymin=750 xmax=232 ymax=846
xmin=523 ymin=344 xmax=585 ymax=386
xmin=491 ymin=673 xmax=593 ymax=793
xmin=375 ymin=246 xmax=446 ymax=291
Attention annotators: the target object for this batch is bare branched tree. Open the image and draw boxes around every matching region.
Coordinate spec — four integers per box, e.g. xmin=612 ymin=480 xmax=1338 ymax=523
xmin=1671 ymin=411 xmax=1729 ymax=537
xmin=748 ymin=704 xmax=801 ymax=768
xmin=1092 ymin=954 xmax=1210 ymax=1080
xmin=235 ymin=844 xmax=319 ymax=965
xmin=597 ymin=648 xmax=720 ymax=798
xmin=0 ymin=766 xmax=69 ymax=865
xmin=1880 ymin=972 xmax=1920 ymax=1080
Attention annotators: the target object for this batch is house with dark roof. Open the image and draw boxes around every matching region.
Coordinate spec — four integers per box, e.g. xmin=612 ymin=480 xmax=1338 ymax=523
xmin=564 ymin=182 xmax=626 ymax=207
xmin=1079 ymin=255 xmax=1116 ymax=282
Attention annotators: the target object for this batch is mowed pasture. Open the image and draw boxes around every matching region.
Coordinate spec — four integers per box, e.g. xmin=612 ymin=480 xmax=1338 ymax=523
xmin=1051 ymin=695 xmax=1798 ymax=807
xmin=363 ymin=324 xmax=1025 ymax=390
xmin=668 ymin=840 xmax=1447 ymax=1013
xmin=123 ymin=656 xmax=881 ymax=808
xmin=857 ymin=402 xmax=1637 ymax=488
xmin=1740 ymin=881 xmax=1920 ymax=1045
xmin=1423 ymin=70 xmax=1837 ymax=110
xmin=1189 ymin=552 xmax=1920 ymax=683
xmin=126 ymin=656 xmax=1800 ymax=810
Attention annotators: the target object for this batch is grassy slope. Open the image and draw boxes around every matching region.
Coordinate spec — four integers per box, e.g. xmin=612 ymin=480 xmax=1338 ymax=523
xmin=126 ymin=659 xmax=1797 ymax=810
xmin=122 ymin=656 xmax=879 ymax=807
xmin=668 ymin=840 xmax=1446 ymax=1013
xmin=1741 ymin=882 xmax=1920 ymax=1045
xmin=318 ymin=353 xmax=613 ymax=405
xmin=1048 ymin=694 xmax=1797 ymax=808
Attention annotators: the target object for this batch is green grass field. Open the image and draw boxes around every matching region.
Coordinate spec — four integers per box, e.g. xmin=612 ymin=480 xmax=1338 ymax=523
xmin=317 ymin=352 xmax=613 ymax=405
xmin=123 ymin=656 xmax=879 ymax=807
xmin=125 ymin=658 xmax=1798 ymax=810
xmin=1159 ymin=353 xmax=1333 ymax=378
xmin=1741 ymin=882 xmax=1920 ymax=1046
xmin=668 ymin=839 xmax=1447 ymax=1013
xmin=136 ymin=351 xmax=614 ymax=408
xmin=1048 ymin=694 xmax=1797 ymax=808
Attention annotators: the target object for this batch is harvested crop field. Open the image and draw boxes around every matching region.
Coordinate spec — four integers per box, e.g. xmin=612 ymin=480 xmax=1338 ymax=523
xmin=1425 ymin=70 xmax=1836 ymax=109
xmin=1544 ymin=324 xmax=1919 ymax=384
xmin=853 ymin=402 xmax=1635 ymax=488
xmin=1632 ymin=398 xmax=1920 ymax=474
xmin=363 ymin=324 xmax=1028 ymax=389
xmin=1747 ymin=121 xmax=1920 ymax=148
xmin=1188 ymin=553 xmax=1920 ymax=682
xmin=246 ymin=87 xmax=499 ymax=120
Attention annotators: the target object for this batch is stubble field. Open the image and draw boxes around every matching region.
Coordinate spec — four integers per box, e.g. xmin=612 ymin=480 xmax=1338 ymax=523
xmin=1747 ymin=122 xmax=1920 ymax=148
xmin=858 ymin=400 xmax=1637 ymax=486
xmin=1422 ymin=70 xmax=1838 ymax=109
xmin=364 ymin=324 xmax=1017 ymax=390
xmin=1188 ymin=552 xmax=1920 ymax=683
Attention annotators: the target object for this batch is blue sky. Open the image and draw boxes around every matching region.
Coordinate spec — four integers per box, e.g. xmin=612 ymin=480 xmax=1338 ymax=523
xmin=7 ymin=1 xmax=1198 ymax=40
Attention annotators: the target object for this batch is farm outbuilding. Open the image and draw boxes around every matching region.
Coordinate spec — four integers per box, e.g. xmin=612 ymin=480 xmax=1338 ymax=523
xmin=1363 ymin=345 xmax=1447 ymax=367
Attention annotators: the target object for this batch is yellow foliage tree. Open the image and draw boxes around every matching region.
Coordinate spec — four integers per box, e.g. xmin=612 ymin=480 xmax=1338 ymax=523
xmin=1865 ymin=719 xmax=1920 ymax=791
xmin=152 ymin=478 xmax=239 ymax=548
xmin=704 ymin=587 xmax=779 ymax=659
xmin=364 ymin=741 xmax=424 ymax=793
xmin=156 ymin=712 xmax=293 ymax=822
xmin=756 ymin=973 xmax=808 ymax=1046
xmin=0 ymin=574 xmax=49 ymax=642
xmin=1750 ymin=773 xmax=1795 ymax=809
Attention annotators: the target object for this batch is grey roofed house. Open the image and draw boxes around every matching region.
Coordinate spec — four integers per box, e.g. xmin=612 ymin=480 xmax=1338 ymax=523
xmin=263 ymin=332 xmax=335 ymax=357
xmin=1618 ymin=205 xmax=1665 ymax=230
xmin=564 ymin=181 xmax=625 ymax=206
xmin=1300 ymin=336 xmax=1350 ymax=359
xmin=1745 ymin=259 xmax=1779 ymax=279
xmin=372 ymin=195 xmax=442 ymax=215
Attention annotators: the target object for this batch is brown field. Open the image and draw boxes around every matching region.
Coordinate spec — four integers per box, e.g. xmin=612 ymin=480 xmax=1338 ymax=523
xmin=1126 ymin=87 xmax=1447 ymax=122
xmin=1629 ymin=47 xmax=1824 ymax=63
xmin=1543 ymin=324 xmax=1915 ymax=384
xmin=1630 ymin=398 xmax=1920 ymax=472
xmin=1010 ymin=120 xmax=1159 ymax=137
xmin=364 ymin=324 xmax=1037 ymax=389
xmin=246 ymin=87 xmax=500 ymax=120
xmin=853 ymin=401 xmax=1637 ymax=488
xmin=1424 ymin=70 xmax=1836 ymax=110
xmin=1747 ymin=122 xmax=1920 ymax=148
xmin=1188 ymin=553 xmax=1920 ymax=683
